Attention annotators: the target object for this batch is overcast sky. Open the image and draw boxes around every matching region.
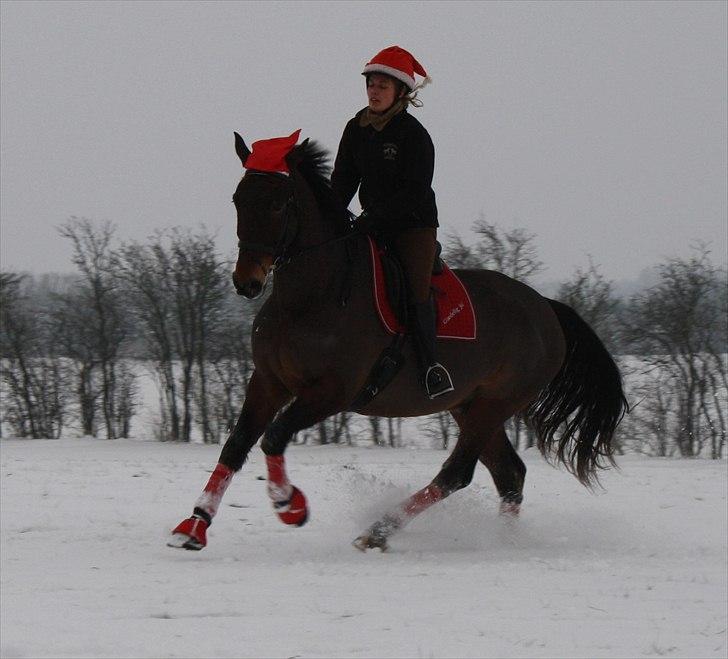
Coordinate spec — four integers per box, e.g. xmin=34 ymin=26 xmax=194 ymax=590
xmin=1 ymin=0 xmax=726 ymax=284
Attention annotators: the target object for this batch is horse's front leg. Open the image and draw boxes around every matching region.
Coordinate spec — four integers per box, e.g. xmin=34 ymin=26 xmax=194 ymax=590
xmin=168 ymin=371 xmax=289 ymax=550
xmin=260 ymin=384 xmax=346 ymax=528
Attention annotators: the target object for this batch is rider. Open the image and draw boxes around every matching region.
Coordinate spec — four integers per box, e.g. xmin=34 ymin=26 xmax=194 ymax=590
xmin=331 ymin=45 xmax=454 ymax=399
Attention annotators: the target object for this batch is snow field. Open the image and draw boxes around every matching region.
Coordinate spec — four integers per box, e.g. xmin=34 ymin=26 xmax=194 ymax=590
xmin=1 ymin=438 xmax=726 ymax=658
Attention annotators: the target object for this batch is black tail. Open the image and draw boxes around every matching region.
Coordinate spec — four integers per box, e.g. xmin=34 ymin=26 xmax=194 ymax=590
xmin=525 ymin=299 xmax=628 ymax=486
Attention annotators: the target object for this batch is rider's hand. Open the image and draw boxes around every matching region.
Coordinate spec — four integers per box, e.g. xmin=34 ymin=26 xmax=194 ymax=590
xmin=354 ymin=210 xmax=378 ymax=234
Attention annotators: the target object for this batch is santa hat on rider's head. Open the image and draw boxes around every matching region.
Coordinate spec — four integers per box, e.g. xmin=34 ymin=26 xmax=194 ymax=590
xmin=361 ymin=45 xmax=431 ymax=91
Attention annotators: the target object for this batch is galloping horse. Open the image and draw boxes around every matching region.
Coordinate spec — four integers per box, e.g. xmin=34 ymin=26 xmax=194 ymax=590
xmin=169 ymin=132 xmax=627 ymax=551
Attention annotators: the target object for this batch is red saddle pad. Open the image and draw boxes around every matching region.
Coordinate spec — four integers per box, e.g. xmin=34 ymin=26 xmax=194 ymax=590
xmin=368 ymin=237 xmax=477 ymax=340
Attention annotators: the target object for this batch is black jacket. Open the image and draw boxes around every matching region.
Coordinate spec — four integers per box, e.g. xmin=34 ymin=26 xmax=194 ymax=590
xmin=331 ymin=107 xmax=438 ymax=231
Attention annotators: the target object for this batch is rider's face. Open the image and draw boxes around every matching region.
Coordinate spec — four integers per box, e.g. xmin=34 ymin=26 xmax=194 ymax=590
xmin=366 ymin=74 xmax=404 ymax=114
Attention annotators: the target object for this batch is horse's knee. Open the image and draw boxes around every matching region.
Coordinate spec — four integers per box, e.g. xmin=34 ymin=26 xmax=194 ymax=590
xmin=260 ymin=419 xmax=290 ymax=455
xmin=219 ymin=434 xmax=250 ymax=472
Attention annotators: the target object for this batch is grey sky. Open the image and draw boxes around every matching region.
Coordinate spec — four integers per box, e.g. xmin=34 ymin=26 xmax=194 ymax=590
xmin=1 ymin=0 xmax=726 ymax=284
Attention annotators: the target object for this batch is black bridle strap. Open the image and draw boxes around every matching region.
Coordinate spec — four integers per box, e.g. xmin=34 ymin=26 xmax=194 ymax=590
xmin=237 ymin=241 xmax=277 ymax=255
xmin=237 ymin=194 xmax=299 ymax=264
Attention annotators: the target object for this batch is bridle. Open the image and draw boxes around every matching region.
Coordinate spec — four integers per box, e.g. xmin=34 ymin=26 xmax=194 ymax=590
xmin=235 ymin=170 xmax=356 ymax=275
xmin=236 ymin=171 xmax=300 ymax=271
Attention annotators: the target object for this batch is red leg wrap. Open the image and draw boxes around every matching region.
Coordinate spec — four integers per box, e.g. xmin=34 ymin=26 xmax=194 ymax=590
xmin=499 ymin=500 xmax=521 ymax=517
xmin=194 ymin=463 xmax=234 ymax=519
xmin=402 ymin=484 xmax=444 ymax=519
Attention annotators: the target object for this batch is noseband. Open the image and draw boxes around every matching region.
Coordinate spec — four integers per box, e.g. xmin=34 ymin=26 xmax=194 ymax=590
xmin=237 ymin=171 xmax=300 ymax=269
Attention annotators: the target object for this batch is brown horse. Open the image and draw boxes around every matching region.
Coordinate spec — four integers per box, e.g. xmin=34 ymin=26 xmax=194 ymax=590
xmin=168 ymin=135 xmax=627 ymax=552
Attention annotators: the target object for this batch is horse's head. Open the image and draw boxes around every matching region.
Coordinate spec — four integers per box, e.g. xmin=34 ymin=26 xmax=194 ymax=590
xmin=231 ymin=132 xmax=308 ymax=299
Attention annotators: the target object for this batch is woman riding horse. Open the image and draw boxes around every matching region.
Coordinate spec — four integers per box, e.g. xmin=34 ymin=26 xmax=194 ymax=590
xmin=332 ymin=45 xmax=454 ymax=399
xmin=169 ymin=126 xmax=627 ymax=551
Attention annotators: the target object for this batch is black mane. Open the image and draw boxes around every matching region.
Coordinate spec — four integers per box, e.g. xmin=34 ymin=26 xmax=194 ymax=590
xmin=296 ymin=140 xmax=351 ymax=234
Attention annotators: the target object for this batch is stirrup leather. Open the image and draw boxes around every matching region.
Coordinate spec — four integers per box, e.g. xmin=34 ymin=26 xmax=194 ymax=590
xmin=425 ymin=363 xmax=454 ymax=399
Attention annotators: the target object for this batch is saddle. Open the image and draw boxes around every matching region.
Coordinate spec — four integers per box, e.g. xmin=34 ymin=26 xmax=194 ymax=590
xmin=348 ymin=238 xmax=476 ymax=411
xmin=368 ymin=237 xmax=476 ymax=341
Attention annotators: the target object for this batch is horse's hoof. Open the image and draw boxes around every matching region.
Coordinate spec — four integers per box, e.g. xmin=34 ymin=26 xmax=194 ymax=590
xmin=352 ymin=515 xmax=399 ymax=551
xmin=168 ymin=516 xmax=208 ymax=550
xmin=274 ymin=486 xmax=309 ymax=527
xmin=167 ymin=533 xmax=204 ymax=550
xmin=352 ymin=534 xmax=388 ymax=552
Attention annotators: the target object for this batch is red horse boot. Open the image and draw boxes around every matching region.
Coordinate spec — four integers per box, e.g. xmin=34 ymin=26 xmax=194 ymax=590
xmin=168 ymin=510 xmax=211 ymax=550
xmin=168 ymin=463 xmax=234 ymax=550
xmin=266 ymin=455 xmax=309 ymax=527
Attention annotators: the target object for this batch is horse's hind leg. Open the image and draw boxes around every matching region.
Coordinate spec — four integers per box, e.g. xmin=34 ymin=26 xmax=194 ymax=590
xmin=354 ymin=399 xmax=509 ymax=551
xmin=352 ymin=444 xmax=481 ymax=551
xmin=478 ymin=425 xmax=526 ymax=516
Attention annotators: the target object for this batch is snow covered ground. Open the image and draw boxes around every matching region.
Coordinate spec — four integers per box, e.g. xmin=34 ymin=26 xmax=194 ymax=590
xmin=1 ymin=438 xmax=726 ymax=659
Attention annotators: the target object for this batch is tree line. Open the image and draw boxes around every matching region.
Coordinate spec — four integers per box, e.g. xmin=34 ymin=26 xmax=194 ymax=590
xmin=1 ymin=216 xmax=726 ymax=458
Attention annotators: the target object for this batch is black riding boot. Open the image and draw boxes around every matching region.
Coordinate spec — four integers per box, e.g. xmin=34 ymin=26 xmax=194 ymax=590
xmin=411 ymin=299 xmax=455 ymax=399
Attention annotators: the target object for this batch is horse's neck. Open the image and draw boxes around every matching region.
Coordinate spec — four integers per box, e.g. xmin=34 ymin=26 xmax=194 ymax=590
xmin=271 ymin=210 xmax=351 ymax=313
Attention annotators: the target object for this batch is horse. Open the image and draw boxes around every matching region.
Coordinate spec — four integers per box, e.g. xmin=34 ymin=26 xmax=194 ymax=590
xmin=168 ymin=133 xmax=628 ymax=552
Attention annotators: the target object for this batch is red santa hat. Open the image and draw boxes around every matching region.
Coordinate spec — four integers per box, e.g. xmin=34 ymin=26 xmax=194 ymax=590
xmin=361 ymin=45 xmax=431 ymax=91
xmin=244 ymin=129 xmax=301 ymax=174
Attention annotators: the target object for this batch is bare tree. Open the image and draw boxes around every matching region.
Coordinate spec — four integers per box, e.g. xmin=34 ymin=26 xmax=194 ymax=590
xmin=556 ymin=258 xmax=621 ymax=353
xmin=117 ymin=228 xmax=229 ymax=442
xmin=368 ymin=415 xmax=384 ymax=446
xmin=419 ymin=411 xmax=458 ymax=450
xmin=57 ymin=218 xmax=135 ymax=438
xmin=53 ymin=287 xmax=102 ymax=436
xmin=116 ymin=234 xmax=181 ymax=440
xmin=169 ymin=229 xmax=229 ymax=443
xmin=445 ymin=215 xmax=544 ymax=283
xmin=622 ymin=246 xmax=727 ymax=458
xmin=204 ymin=295 xmax=255 ymax=443
xmin=0 ymin=273 xmax=69 ymax=438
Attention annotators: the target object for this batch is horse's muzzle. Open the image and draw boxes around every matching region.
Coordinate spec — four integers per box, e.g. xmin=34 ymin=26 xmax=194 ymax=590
xmin=232 ymin=271 xmax=264 ymax=299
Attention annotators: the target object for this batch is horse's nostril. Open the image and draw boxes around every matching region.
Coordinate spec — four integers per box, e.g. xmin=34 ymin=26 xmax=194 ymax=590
xmin=245 ymin=280 xmax=263 ymax=298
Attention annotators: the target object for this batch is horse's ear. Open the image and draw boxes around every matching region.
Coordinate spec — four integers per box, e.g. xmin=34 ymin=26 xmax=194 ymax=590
xmin=234 ymin=132 xmax=251 ymax=166
xmin=285 ymin=138 xmax=309 ymax=172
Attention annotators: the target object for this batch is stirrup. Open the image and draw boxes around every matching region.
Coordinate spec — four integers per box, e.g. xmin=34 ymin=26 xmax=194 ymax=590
xmin=425 ymin=363 xmax=454 ymax=399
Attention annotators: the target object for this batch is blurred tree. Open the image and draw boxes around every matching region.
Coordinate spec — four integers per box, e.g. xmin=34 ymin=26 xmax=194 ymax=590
xmin=57 ymin=218 xmax=135 ymax=438
xmin=116 ymin=233 xmax=180 ymax=440
xmin=622 ymin=245 xmax=727 ymax=458
xmin=419 ymin=411 xmax=458 ymax=450
xmin=444 ymin=215 xmax=544 ymax=283
xmin=556 ymin=258 xmax=621 ymax=354
xmin=204 ymin=295 xmax=255 ymax=443
xmin=117 ymin=228 xmax=229 ymax=442
xmin=0 ymin=273 xmax=68 ymax=438
xmin=169 ymin=229 xmax=229 ymax=443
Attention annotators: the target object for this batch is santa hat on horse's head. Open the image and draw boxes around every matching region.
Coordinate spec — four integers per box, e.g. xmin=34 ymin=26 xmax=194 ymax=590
xmin=241 ymin=129 xmax=302 ymax=174
xmin=361 ymin=45 xmax=431 ymax=91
